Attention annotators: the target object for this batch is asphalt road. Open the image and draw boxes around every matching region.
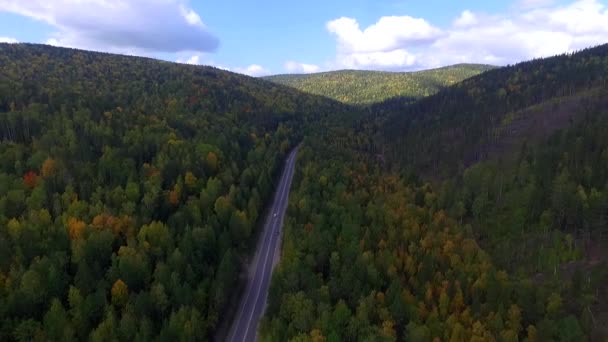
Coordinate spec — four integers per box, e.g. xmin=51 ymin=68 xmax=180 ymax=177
xmin=228 ymin=147 xmax=299 ymax=342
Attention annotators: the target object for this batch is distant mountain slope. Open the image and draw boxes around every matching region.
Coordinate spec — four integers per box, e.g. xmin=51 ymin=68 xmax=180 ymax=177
xmin=264 ymin=64 xmax=494 ymax=104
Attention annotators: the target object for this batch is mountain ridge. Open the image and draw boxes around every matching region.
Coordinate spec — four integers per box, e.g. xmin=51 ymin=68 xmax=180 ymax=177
xmin=264 ymin=64 xmax=494 ymax=104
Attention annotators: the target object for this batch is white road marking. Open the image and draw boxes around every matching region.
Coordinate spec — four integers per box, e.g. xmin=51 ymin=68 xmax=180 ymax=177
xmin=241 ymin=151 xmax=295 ymax=341
xmin=229 ymin=150 xmax=297 ymax=342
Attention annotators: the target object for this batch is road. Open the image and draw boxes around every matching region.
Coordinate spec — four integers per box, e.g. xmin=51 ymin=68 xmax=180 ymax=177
xmin=228 ymin=146 xmax=299 ymax=342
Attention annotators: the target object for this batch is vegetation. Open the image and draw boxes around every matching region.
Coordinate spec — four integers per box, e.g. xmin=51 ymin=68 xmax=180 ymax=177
xmin=260 ymin=45 xmax=608 ymax=341
xmin=373 ymin=45 xmax=608 ymax=178
xmin=264 ymin=64 xmax=493 ymax=105
xmin=0 ymin=43 xmax=350 ymax=341
xmin=1 ymin=42 xmax=607 ymax=341
xmin=260 ymin=111 xmax=598 ymax=341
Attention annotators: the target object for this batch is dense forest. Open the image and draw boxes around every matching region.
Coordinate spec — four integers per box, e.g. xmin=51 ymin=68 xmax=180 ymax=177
xmin=260 ymin=114 xmax=600 ymax=341
xmin=1 ymin=42 xmax=607 ymax=341
xmin=265 ymin=65 xmax=493 ymax=105
xmin=0 ymin=43 xmax=352 ymax=341
xmin=367 ymin=44 xmax=608 ymax=285
xmin=373 ymin=45 xmax=608 ymax=178
xmin=259 ymin=45 xmax=608 ymax=340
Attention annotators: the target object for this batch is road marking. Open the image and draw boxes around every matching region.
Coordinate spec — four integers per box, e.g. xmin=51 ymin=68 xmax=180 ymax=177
xmin=229 ymin=150 xmax=297 ymax=342
xmin=229 ymin=152 xmax=292 ymax=342
xmin=241 ymin=150 xmax=295 ymax=341
xmin=229 ymin=171 xmax=285 ymax=340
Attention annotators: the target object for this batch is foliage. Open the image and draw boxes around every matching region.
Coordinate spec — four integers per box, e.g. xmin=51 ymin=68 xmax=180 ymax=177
xmin=374 ymin=44 xmax=608 ymax=177
xmin=2 ymin=41 xmax=607 ymax=341
xmin=260 ymin=120 xmax=590 ymax=340
xmin=0 ymin=43 xmax=350 ymax=341
xmin=265 ymin=64 xmax=493 ymax=105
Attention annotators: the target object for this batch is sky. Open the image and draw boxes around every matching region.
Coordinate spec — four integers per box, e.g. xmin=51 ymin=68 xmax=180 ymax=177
xmin=1 ymin=0 xmax=608 ymax=76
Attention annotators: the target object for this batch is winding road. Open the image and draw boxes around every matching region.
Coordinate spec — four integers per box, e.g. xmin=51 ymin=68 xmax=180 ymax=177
xmin=228 ymin=146 xmax=299 ymax=342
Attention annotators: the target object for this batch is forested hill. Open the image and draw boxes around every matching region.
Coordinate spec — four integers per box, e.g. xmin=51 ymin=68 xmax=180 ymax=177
xmin=264 ymin=64 xmax=493 ymax=104
xmin=260 ymin=54 xmax=608 ymax=340
xmin=374 ymin=44 xmax=608 ymax=178
xmin=0 ymin=43 xmax=354 ymax=341
xmin=365 ymin=44 xmax=608 ymax=339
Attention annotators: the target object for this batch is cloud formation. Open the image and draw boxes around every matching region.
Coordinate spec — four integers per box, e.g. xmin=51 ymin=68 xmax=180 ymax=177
xmin=0 ymin=36 xmax=17 ymax=43
xmin=327 ymin=0 xmax=608 ymax=71
xmin=234 ymin=64 xmax=271 ymax=77
xmin=0 ymin=0 xmax=219 ymax=53
xmin=176 ymin=55 xmax=202 ymax=65
xmin=284 ymin=61 xmax=320 ymax=73
xmin=176 ymin=54 xmax=270 ymax=77
xmin=327 ymin=16 xmax=443 ymax=54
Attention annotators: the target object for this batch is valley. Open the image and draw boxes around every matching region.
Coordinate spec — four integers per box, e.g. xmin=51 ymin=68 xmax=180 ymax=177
xmin=0 ymin=42 xmax=607 ymax=341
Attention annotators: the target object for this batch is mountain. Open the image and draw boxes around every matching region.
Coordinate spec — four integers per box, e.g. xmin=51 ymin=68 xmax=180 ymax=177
xmin=260 ymin=45 xmax=608 ymax=341
xmin=1 ymin=42 xmax=606 ymax=342
xmin=366 ymin=44 xmax=608 ymax=339
xmin=375 ymin=44 xmax=608 ymax=178
xmin=264 ymin=64 xmax=494 ymax=104
xmin=0 ymin=43 xmax=354 ymax=341
xmin=259 ymin=51 xmax=608 ymax=342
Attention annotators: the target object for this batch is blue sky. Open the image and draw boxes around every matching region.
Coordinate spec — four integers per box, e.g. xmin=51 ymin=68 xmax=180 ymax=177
xmin=1 ymin=0 xmax=607 ymax=75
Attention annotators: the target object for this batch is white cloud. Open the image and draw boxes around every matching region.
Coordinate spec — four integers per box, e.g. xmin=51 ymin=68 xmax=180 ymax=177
xmin=0 ymin=0 xmax=219 ymax=54
xmin=284 ymin=61 xmax=321 ymax=73
xmin=327 ymin=16 xmax=443 ymax=53
xmin=338 ymin=50 xmax=417 ymax=70
xmin=0 ymin=36 xmax=18 ymax=43
xmin=326 ymin=0 xmax=608 ymax=71
xmin=177 ymin=55 xmax=201 ymax=65
xmin=454 ymin=10 xmax=478 ymax=28
xmin=516 ymin=0 xmax=555 ymax=9
xmin=234 ymin=64 xmax=271 ymax=77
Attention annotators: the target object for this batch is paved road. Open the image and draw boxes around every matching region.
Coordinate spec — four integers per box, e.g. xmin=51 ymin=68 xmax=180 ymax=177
xmin=228 ymin=147 xmax=299 ymax=342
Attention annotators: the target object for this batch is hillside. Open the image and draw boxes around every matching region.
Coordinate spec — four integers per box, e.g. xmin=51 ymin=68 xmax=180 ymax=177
xmin=0 ymin=43 xmax=354 ymax=341
xmin=365 ymin=45 xmax=608 ymax=339
xmin=1 ymin=42 xmax=607 ymax=342
xmin=371 ymin=44 xmax=608 ymax=279
xmin=260 ymin=74 xmax=603 ymax=341
xmin=375 ymin=44 xmax=608 ymax=178
xmin=264 ymin=64 xmax=493 ymax=104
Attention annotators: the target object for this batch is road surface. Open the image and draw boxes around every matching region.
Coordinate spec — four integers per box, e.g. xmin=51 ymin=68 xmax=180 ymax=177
xmin=228 ymin=147 xmax=299 ymax=342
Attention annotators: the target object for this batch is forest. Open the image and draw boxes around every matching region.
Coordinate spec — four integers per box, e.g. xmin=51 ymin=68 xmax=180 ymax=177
xmin=265 ymin=65 xmax=493 ymax=105
xmin=1 ymin=42 xmax=607 ymax=341
xmin=0 ymin=43 xmax=351 ymax=341
xmin=259 ymin=104 xmax=603 ymax=341
xmin=372 ymin=45 xmax=608 ymax=177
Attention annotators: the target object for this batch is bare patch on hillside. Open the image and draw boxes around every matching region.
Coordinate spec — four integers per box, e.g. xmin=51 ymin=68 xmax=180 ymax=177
xmin=465 ymin=88 xmax=608 ymax=167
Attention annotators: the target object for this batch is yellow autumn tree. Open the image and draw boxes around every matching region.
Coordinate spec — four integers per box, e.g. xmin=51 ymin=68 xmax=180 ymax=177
xmin=67 ymin=217 xmax=86 ymax=240
xmin=185 ymin=171 xmax=197 ymax=190
xmin=382 ymin=320 xmax=396 ymax=339
xmin=41 ymin=157 xmax=57 ymax=179
xmin=111 ymin=279 xmax=128 ymax=307
xmin=526 ymin=325 xmax=538 ymax=342
xmin=7 ymin=218 xmax=21 ymax=240
xmin=310 ymin=329 xmax=326 ymax=342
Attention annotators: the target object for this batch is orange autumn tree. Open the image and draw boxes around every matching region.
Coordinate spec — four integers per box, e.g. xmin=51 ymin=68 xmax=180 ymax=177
xmin=92 ymin=214 xmax=134 ymax=237
xmin=67 ymin=217 xmax=86 ymax=240
xmin=168 ymin=189 xmax=180 ymax=206
xmin=23 ymin=171 xmax=38 ymax=189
